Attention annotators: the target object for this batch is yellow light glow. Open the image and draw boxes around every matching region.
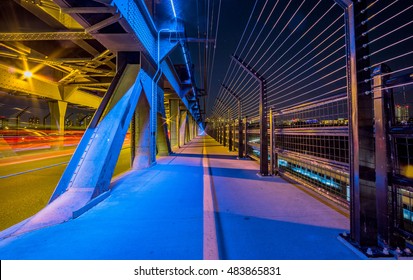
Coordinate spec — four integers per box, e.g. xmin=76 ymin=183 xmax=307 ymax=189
xmin=23 ymin=71 xmax=33 ymax=78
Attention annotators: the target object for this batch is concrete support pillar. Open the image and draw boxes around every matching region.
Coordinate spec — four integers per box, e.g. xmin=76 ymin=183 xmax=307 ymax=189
xmin=189 ymin=117 xmax=194 ymax=141
xmin=169 ymin=99 xmax=180 ymax=150
xmin=48 ymin=100 xmax=67 ymax=149
xmin=48 ymin=100 xmax=67 ymax=134
xmin=186 ymin=117 xmax=191 ymax=143
xmin=156 ymin=113 xmax=171 ymax=156
xmin=179 ymin=110 xmax=187 ymax=147
xmin=188 ymin=117 xmax=192 ymax=141
xmin=194 ymin=117 xmax=198 ymax=138
xmin=132 ymin=94 xmax=151 ymax=169
xmin=193 ymin=118 xmax=197 ymax=137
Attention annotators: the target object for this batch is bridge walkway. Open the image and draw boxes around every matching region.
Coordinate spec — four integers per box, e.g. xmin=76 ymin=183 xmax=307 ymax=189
xmin=0 ymin=136 xmax=358 ymax=259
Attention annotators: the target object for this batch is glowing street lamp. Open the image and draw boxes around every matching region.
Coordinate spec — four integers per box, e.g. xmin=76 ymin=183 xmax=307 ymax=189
xmin=23 ymin=70 xmax=33 ymax=78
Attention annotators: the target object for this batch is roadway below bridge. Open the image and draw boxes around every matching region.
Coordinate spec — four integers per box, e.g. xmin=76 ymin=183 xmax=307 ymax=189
xmin=0 ymin=145 xmax=131 ymax=231
xmin=0 ymin=136 xmax=358 ymax=259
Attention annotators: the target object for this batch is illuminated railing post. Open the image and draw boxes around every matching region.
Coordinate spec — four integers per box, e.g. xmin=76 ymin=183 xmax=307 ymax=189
xmin=336 ymin=0 xmax=376 ymax=246
xmin=372 ymin=64 xmax=392 ymax=245
xmin=219 ymin=122 xmax=222 ymax=143
xmin=269 ymin=108 xmax=275 ymax=175
xmin=228 ymin=111 xmax=233 ymax=152
xmin=244 ymin=116 xmax=248 ymax=158
xmin=232 ymin=55 xmax=268 ymax=175
xmin=223 ymin=120 xmax=227 ymax=147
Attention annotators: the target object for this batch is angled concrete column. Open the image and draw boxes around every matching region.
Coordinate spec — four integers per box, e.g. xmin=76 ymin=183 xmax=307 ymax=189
xmin=185 ymin=115 xmax=191 ymax=143
xmin=169 ymin=99 xmax=180 ymax=150
xmin=156 ymin=113 xmax=171 ymax=156
xmin=179 ymin=110 xmax=188 ymax=146
xmin=132 ymin=93 xmax=151 ymax=169
xmin=48 ymin=100 xmax=67 ymax=149
xmin=19 ymin=64 xmax=149 ymax=233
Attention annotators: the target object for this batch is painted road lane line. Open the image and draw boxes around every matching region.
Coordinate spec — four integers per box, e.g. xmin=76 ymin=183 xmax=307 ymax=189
xmin=203 ymin=137 xmax=219 ymax=260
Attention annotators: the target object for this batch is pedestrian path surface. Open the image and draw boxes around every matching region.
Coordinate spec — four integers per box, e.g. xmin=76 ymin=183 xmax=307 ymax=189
xmin=0 ymin=135 xmax=359 ymax=259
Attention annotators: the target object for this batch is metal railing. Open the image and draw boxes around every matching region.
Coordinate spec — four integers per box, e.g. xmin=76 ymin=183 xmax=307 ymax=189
xmin=209 ymin=0 xmax=413 ymax=250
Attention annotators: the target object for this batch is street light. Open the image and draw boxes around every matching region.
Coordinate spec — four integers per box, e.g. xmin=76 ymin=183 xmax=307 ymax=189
xmin=23 ymin=70 xmax=33 ymax=78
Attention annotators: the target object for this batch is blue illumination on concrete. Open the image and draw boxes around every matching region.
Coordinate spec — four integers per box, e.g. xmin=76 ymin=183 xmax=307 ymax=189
xmin=0 ymin=137 xmax=356 ymax=260
xmin=170 ymin=0 xmax=177 ymax=18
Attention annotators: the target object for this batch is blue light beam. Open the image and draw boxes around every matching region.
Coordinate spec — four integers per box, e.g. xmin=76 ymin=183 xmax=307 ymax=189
xmin=170 ymin=0 xmax=177 ymax=18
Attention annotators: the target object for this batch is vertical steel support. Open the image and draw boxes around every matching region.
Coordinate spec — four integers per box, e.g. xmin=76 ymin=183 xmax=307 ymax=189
xmin=238 ymin=101 xmax=244 ymax=158
xmin=338 ymin=0 xmax=376 ymax=246
xmin=228 ymin=119 xmax=233 ymax=151
xmin=273 ymin=113 xmax=278 ymax=175
xmin=221 ymin=83 xmax=243 ymax=157
xmin=373 ymin=64 xmax=392 ymax=245
xmin=231 ymin=55 xmax=268 ymax=175
xmin=259 ymin=80 xmax=269 ymax=175
xmin=233 ymin=119 xmax=236 ymax=152
xmin=223 ymin=121 xmax=227 ymax=147
xmin=219 ymin=122 xmax=222 ymax=144
xmin=269 ymin=108 xmax=274 ymax=175
xmin=244 ymin=116 xmax=248 ymax=158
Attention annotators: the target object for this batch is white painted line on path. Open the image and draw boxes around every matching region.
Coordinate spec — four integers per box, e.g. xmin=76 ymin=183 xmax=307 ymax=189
xmin=202 ymin=137 xmax=219 ymax=260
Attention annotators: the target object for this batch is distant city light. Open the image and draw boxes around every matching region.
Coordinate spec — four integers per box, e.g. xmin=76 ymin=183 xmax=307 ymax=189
xmin=23 ymin=71 xmax=33 ymax=78
xmin=170 ymin=0 xmax=177 ymax=18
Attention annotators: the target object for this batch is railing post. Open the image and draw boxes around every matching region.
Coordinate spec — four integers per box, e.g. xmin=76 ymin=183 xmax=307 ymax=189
xmin=338 ymin=0 xmax=377 ymax=246
xmin=222 ymin=120 xmax=227 ymax=147
xmin=274 ymin=113 xmax=278 ymax=175
xmin=238 ymin=113 xmax=244 ymax=158
xmin=372 ymin=64 xmax=392 ymax=245
xmin=218 ymin=121 xmax=221 ymax=143
xmin=233 ymin=119 xmax=236 ymax=152
xmin=244 ymin=116 xmax=248 ymax=158
xmin=231 ymin=55 xmax=268 ymax=175
xmin=259 ymin=80 xmax=269 ymax=175
xmin=228 ymin=119 xmax=233 ymax=151
xmin=269 ymin=108 xmax=274 ymax=175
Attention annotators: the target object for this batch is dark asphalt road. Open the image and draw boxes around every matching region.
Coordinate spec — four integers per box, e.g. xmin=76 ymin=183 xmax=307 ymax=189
xmin=0 ymin=147 xmax=131 ymax=231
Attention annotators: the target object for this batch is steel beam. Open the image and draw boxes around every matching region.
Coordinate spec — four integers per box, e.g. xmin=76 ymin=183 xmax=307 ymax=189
xmin=60 ymin=7 xmax=117 ymax=14
xmin=0 ymin=32 xmax=94 ymax=41
xmin=85 ymin=13 xmax=121 ymax=33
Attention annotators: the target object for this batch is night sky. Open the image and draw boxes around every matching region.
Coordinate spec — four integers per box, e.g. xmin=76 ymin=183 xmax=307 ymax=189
xmin=166 ymin=0 xmax=413 ymax=120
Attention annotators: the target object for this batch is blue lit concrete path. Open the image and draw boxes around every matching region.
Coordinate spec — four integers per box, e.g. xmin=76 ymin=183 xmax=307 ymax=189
xmin=0 ymin=135 xmax=359 ymax=259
